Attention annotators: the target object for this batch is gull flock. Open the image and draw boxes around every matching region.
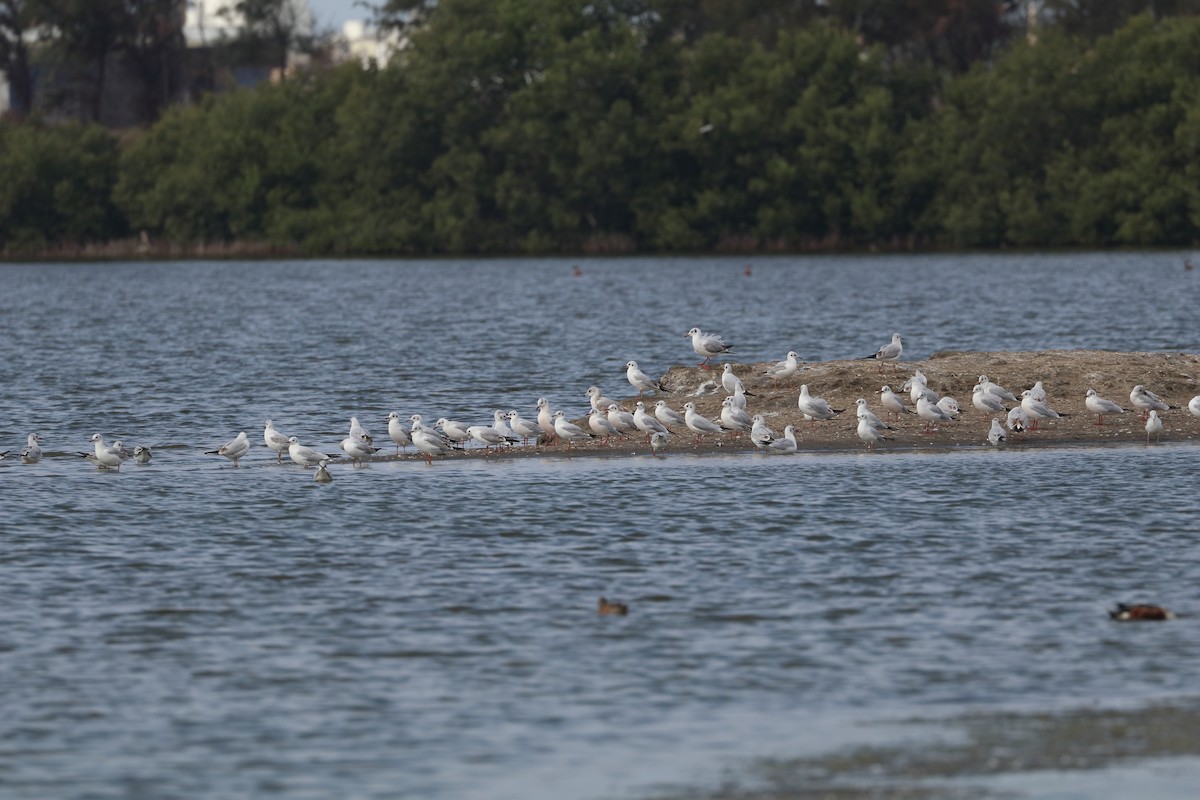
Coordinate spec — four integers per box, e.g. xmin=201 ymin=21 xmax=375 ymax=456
xmin=5 ymin=329 xmax=1200 ymax=478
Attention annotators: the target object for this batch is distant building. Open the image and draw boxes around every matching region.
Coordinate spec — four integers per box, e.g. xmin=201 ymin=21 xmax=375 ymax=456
xmin=332 ymin=20 xmax=406 ymax=68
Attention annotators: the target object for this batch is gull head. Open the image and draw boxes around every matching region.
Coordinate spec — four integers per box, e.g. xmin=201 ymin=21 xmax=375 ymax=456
xmin=685 ymin=327 xmax=701 ymax=337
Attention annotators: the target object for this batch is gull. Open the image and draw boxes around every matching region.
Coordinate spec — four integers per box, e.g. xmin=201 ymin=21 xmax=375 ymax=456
xmin=588 ymin=409 xmax=624 ymax=444
xmin=264 ymin=419 xmax=291 ymax=462
xmin=1006 ymin=406 xmax=1030 ymax=434
xmin=491 ymin=409 xmax=518 ymax=443
xmin=857 ymin=416 xmax=893 ymax=448
xmin=880 ymin=385 xmax=914 ymax=419
xmin=508 ymin=410 xmax=542 ymax=445
xmin=1027 ymin=381 xmax=1047 ymax=403
xmin=683 ymin=401 xmax=724 ymax=443
xmin=0 ymin=451 xmax=7 ymax=459
xmin=1189 ymin=395 xmax=1200 ymax=417
xmin=435 ymin=418 xmax=472 ymax=449
xmin=750 ymin=414 xmax=776 ymax=449
xmin=903 ymin=370 xmax=938 ymax=405
xmin=386 ymin=411 xmax=413 ymax=454
xmin=936 ymin=396 xmax=960 ymax=420
xmin=409 ymin=416 xmax=453 ymax=464
xmin=207 ymin=431 xmax=250 ymax=466
xmin=626 ymin=360 xmax=664 ymax=397
xmin=134 ymin=445 xmax=152 ymax=464
xmin=467 ymin=423 xmax=517 ymax=453
xmin=763 ymin=351 xmax=801 ymax=383
xmin=861 ymin=332 xmax=903 ymax=371
xmin=690 ymin=379 xmax=720 ymax=397
xmin=978 ymin=375 xmax=1017 ymax=402
xmin=765 ymin=425 xmax=798 ymax=454
xmin=685 ymin=326 xmax=734 ymax=370
xmin=729 ymin=383 xmax=751 ymax=410
xmin=20 ymin=433 xmax=43 ymax=464
xmin=719 ymin=396 xmax=753 ymax=435
xmin=314 ymin=460 xmax=333 ymax=483
xmin=1021 ymin=390 xmax=1064 ymax=430
xmin=720 ymin=363 xmax=755 ymax=397
xmin=341 ymin=432 xmax=380 ymax=462
xmin=1085 ymin=389 xmax=1126 ymax=426
xmin=80 ymin=433 xmax=128 ymax=470
xmin=797 ymin=384 xmax=841 ymax=421
xmin=349 ymin=416 xmax=372 ymax=444
xmin=536 ymin=398 xmax=558 ymax=442
xmin=586 ymin=386 xmax=615 ymax=413
xmin=971 ymin=384 xmax=1007 ymax=415
xmin=634 ymin=401 xmax=670 ymax=439
xmin=916 ymin=392 xmax=954 ymax=431
xmin=988 ymin=418 xmax=1007 ymax=446
xmin=653 ymin=400 xmax=687 ymax=430
xmin=606 ymin=403 xmax=639 ymax=434
xmin=288 ymin=437 xmax=340 ymax=468
xmin=650 ymin=431 xmax=670 ymax=456
xmin=855 ymin=398 xmax=896 ymax=431
xmin=552 ymin=410 xmax=595 ymax=449
xmin=111 ymin=441 xmax=133 ymax=461
xmin=1130 ymin=385 xmax=1172 ymax=420
xmin=1146 ymin=410 xmax=1163 ymax=443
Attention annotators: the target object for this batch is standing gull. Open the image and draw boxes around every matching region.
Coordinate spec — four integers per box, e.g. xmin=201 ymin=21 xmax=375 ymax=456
xmin=797 ymin=384 xmax=840 ymax=421
xmin=409 ymin=416 xmax=453 ymax=465
xmin=386 ymin=412 xmax=413 ymax=454
xmin=683 ymin=401 xmax=724 ymax=443
xmin=1021 ymin=390 xmax=1064 ymax=431
xmin=606 ymin=403 xmax=639 ymax=435
xmin=916 ymin=392 xmax=954 ymax=431
xmin=1129 ymin=385 xmax=1172 ymax=420
xmin=588 ymin=409 xmax=624 ymax=444
xmin=971 ymin=384 xmax=1007 ymax=416
xmin=1145 ymin=410 xmax=1163 ymax=443
xmin=685 ymin=327 xmax=734 ymax=370
xmin=288 ymin=437 xmax=341 ymax=468
xmin=1084 ymin=389 xmax=1126 ymax=426
xmin=765 ymin=425 xmax=798 ymax=454
xmin=536 ymin=398 xmax=559 ymax=443
xmin=552 ymin=410 xmax=595 ymax=450
xmin=633 ymin=401 xmax=670 ymax=440
xmin=763 ymin=351 xmax=801 ymax=383
xmin=1006 ymin=406 xmax=1030 ymax=434
xmin=207 ymin=431 xmax=250 ymax=467
xmin=855 ymin=398 xmax=896 ymax=432
xmin=880 ymin=385 xmax=914 ymax=419
xmin=1027 ymin=381 xmax=1048 ymax=403
xmin=750 ymin=414 xmax=776 ymax=449
xmin=467 ymin=423 xmax=517 ymax=454
xmin=264 ymin=419 xmax=291 ymax=463
xmin=586 ymin=386 xmax=615 ymax=413
xmin=988 ymin=418 xmax=1007 ymax=446
xmin=341 ymin=432 xmax=380 ymax=463
xmin=650 ymin=431 xmax=670 ymax=456
xmin=1189 ymin=395 xmax=1200 ymax=417
xmin=719 ymin=396 xmax=753 ymax=435
xmin=435 ymin=418 xmax=472 ymax=449
xmin=626 ymin=360 xmax=664 ymax=397
xmin=978 ymin=375 xmax=1017 ymax=402
xmin=720 ymin=363 xmax=755 ymax=397
xmin=19 ymin=433 xmax=43 ymax=464
xmin=653 ymin=400 xmax=688 ymax=431
xmin=508 ymin=410 xmax=542 ymax=446
xmin=861 ymin=332 xmax=903 ymax=371
xmin=857 ymin=416 xmax=893 ymax=449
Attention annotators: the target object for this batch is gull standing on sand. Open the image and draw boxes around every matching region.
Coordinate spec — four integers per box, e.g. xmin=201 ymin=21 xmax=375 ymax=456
xmin=861 ymin=333 xmax=903 ymax=371
xmin=1021 ymin=390 xmax=1064 ymax=430
xmin=207 ymin=431 xmax=250 ymax=466
xmin=288 ymin=436 xmax=340 ymax=468
xmin=988 ymin=418 xmax=1007 ymax=446
xmin=387 ymin=412 xmax=413 ymax=454
xmin=880 ymin=385 xmax=914 ymax=418
xmin=1146 ymin=410 xmax=1163 ymax=443
xmin=633 ymin=401 xmax=670 ymax=439
xmin=626 ymin=361 xmax=664 ymax=397
xmin=606 ymin=403 xmax=639 ymax=435
xmin=1006 ymin=406 xmax=1030 ymax=434
xmin=264 ymin=420 xmax=291 ymax=462
xmin=857 ymin=416 xmax=893 ymax=448
xmin=654 ymin=400 xmax=687 ymax=431
xmin=1189 ymin=395 xmax=1200 ymax=417
xmin=586 ymin=386 xmax=615 ymax=413
xmin=1129 ymin=385 xmax=1172 ymax=420
xmin=719 ymin=396 xmax=753 ymax=435
xmin=1084 ymin=389 xmax=1126 ymax=426
xmin=978 ymin=375 xmax=1017 ymax=402
xmin=341 ymin=432 xmax=380 ymax=462
xmin=508 ymin=410 xmax=542 ymax=445
xmin=650 ymin=431 xmax=670 ymax=456
xmin=408 ymin=416 xmax=453 ymax=464
xmin=536 ymin=398 xmax=558 ymax=442
xmin=855 ymin=398 xmax=895 ymax=432
xmin=1027 ymin=381 xmax=1047 ymax=403
xmin=936 ymin=396 xmax=961 ymax=420
xmin=904 ymin=371 xmax=938 ymax=405
xmin=971 ymin=384 xmax=1007 ymax=415
xmin=134 ymin=445 xmax=152 ymax=464
xmin=797 ymin=384 xmax=840 ymax=421
xmin=467 ymin=422 xmax=517 ymax=453
xmin=491 ymin=410 xmax=518 ymax=442
xmin=766 ymin=425 xmax=798 ymax=454
xmin=19 ymin=433 xmax=43 ymax=463
xmin=683 ymin=401 xmax=724 ymax=443
xmin=763 ymin=351 xmax=801 ymax=383
xmin=553 ymin=410 xmax=595 ymax=449
xmin=436 ymin=418 xmax=472 ymax=449
xmin=916 ymin=392 xmax=954 ymax=431
xmin=685 ymin=327 xmax=734 ymax=369
xmin=589 ymin=409 xmax=624 ymax=443
xmin=750 ymin=414 xmax=776 ymax=449
xmin=720 ymin=363 xmax=755 ymax=397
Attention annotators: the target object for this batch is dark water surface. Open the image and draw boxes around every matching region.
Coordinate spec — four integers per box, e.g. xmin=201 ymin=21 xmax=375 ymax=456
xmin=1 ymin=254 xmax=1198 ymax=799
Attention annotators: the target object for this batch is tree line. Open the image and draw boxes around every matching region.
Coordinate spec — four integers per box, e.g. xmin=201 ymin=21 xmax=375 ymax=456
xmin=5 ymin=1 xmax=1200 ymax=255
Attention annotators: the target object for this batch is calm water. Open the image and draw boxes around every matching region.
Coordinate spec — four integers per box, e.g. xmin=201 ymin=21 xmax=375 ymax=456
xmin=1 ymin=253 xmax=1198 ymax=799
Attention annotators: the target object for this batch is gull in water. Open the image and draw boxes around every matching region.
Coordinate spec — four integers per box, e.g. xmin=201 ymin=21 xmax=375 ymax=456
xmin=860 ymin=332 xmax=903 ymax=371
xmin=797 ymin=384 xmax=840 ymax=421
xmin=633 ymin=401 xmax=670 ymax=439
xmin=264 ymin=419 xmax=291 ymax=463
xmin=750 ymin=414 xmax=776 ymax=449
xmin=341 ymin=432 xmax=380 ymax=463
xmin=653 ymin=400 xmax=687 ymax=431
xmin=1006 ymin=406 xmax=1030 ymax=434
xmin=683 ymin=401 xmax=723 ymax=443
xmin=978 ymin=375 xmax=1017 ymax=402
xmin=508 ymin=410 xmax=542 ymax=446
xmin=650 ymin=431 xmax=670 ymax=456
xmin=1026 ymin=381 xmax=1047 ymax=403
xmin=207 ymin=431 xmax=250 ymax=467
xmin=1021 ymin=390 xmax=1064 ymax=431
xmin=467 ymin=422 xmax=518 ymax=453
xmin=719 ymin=396 xmax=753 ymax=435
xmin=588 ymin=409 xmax=624 ymax=444
xmin=1189 ymin=395 xmax=1200 ymax=417
xmin=1129 ymin=385 xmax=1172 ymax=420
xmin=586 ymin=386 xmax=615 ymax=413
xmin=314 ymin=460 xmax=334 ymax=483
xmin=386 ymin=411 xmax=413 ymax=454
xmin=856 ymin=416 xmax=893 ymax=449
xmin=936 ymin=396 xmax=960 ymax=420
xmin=552 ymin=410 xmax=595 ymax=449
xmin=81 ymin=433 xmax=129 ymax=470
xmin=854 ymin=398 xmax=896 ymax=432
xmin=916 ymin=392 xmax=954 ymax=431
xmin=409 ymin=416 xmax=453 ymax=464
xmin=763 ymin=351 xmax=801 ymax=383
xmin=1145 ymin=410 xmax=1163 ymax=443
xmin=685 ymin=327 xmax=734 ymax=370
xmin=20 ymin=433 xmax=43 ymax=464
xmin=1084 ymin=389 xmax=1126 ymax=426
xmin=765 ymin=425 xmax=798 ymax=454
xmin=134 ymin=445 xmax=152 ymax=464
xmin=971 ymin=384 xmax=1007 ymax=416
xmin=0 ymin=450 xmax=7 ymax=459
xmin=626 ymin=360 xmax=664 ymax=397
xmin=720 ymin=363 xmax=755 ymax=397
xmin=435 ymin=418 xmax=472 ymax=449
xmin=988 ymin=418 xmax=1007 ymax=446
xmin=880 ymin=385 xmax=914 ymax=419
xmin=288 ymin=437 xmax=341 ymax=468
xmin=606 ymin=403 xmax=638 ymax=435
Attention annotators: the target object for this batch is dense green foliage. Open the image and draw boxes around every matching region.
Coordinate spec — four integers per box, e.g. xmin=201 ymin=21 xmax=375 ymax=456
xmin=7 ymin=4 xmax=1200 ymax=254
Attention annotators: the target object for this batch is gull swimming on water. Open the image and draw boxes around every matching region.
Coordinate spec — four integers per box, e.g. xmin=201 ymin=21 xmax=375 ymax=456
xmin=207 ymin=431 xmax=250 ymax=466
xmin=386 ymin=412 xmax=413 ymax=454
xmin=626 ymin=360 xmax=664 ymax=397
xmin=1145 ymin=410 xmax=1163 ymax=443
xmin=1129 ymin=385 xmax=1172 ymax=420
xmin=685 ymin=327 xmax=734 ymax=370
xmin=264 ymin=420 xmax=291 ymax=462
xmin=988 ymin=418 xmax=1007 ymax=446
xmin=683 ymin=401 xmax=724 ymax=443
xmin=20 ymin=433 xmax=43 ymax=463
xmin=797 ymin=384 xmax=840 ymax=421
xmin=1084 ymin=389 xmax=1126 ymax=426
xmin=861 ymin=332 xmax=903 ymax=371
xmin=765 ymin=425 xmax=798 ymax=454
xmin=288 ymin=437 xmax=341 ymax=468
xmin=314 ymin=460 xmax=334 ymax=483
xmin=134 ymin=445 xmax=152 ymax=464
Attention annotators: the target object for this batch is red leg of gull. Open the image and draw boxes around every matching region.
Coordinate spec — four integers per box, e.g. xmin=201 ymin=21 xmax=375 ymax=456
xmin=1095 ymin=415 xmax=1104 ymax=427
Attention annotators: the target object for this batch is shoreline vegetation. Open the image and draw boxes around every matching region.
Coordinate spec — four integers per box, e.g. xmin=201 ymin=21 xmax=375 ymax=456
xmin=9 ymin=10 xmax=1200 ymax=258
xmin=350 ymin=350 xmax=1200 ymax=464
